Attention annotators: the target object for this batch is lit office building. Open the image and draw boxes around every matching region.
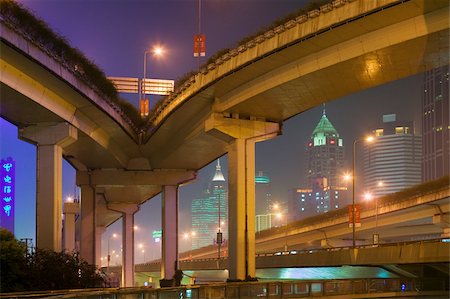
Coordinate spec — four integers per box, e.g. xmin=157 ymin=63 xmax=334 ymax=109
xmin=255 ymin=171 xmax=272 ymax=215
xmin=191 ymin=160 xmax=227 ymax=250
xmin=306 ymin=109 xmax=345 ymax=187
xmin=255 ymin=214 xmax=274 ymax=232
xmin=289 ymin=109 xmax=347 ymax=221
xmin=290 ymin=178 xmax=348 ymax=220
xmin=364 ymin=114 xmax=422 ymax=197
xmin=422 ymin=65 xmax=449 ymax=182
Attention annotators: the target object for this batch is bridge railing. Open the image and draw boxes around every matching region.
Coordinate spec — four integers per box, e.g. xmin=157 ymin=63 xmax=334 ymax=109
xmin=6 ymin=277 xmax=446 ymax=299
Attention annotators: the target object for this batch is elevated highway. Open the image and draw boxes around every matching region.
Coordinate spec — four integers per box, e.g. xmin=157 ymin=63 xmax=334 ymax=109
xmin=176 ymin=183 xmax=449 ymax=260
xmin=1 ymin=0 xmax=449 ymax=286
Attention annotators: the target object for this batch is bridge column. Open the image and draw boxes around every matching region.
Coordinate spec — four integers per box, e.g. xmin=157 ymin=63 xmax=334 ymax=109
xmin=108 ymin=203 xmax=139 ymax=288
xmin=63 ymin=201 xmax=79 ymax=252
xmin=205 ymin=113 xmax=280 ymax=281
xmin=161 ymin=185 xmax=179 ymax=281
xmin=79 ymin=184 xmax=97 ymax=265
xmin=20 ymin=123 xmax=77 ymax=252
xmin=96 ymin=226 xmax=106 ymax=267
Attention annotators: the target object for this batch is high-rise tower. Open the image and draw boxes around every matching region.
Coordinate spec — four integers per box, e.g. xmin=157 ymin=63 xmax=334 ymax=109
xmin=289 ymin=108 xmax=347 ymax=220
xmin=191 ymin=160 xmax=227 ymax=249
xmin=364 ymin=114 xmax=422 ymax=197
xmin=422 ymin=65 xmax=449 ymax=182
xmin=306 ymin=108 xmax=345 ymax=187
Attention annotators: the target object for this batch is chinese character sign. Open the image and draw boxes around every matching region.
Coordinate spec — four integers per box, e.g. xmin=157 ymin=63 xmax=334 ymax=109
xmin=0 ymin=157 xmax=15 ymax=233
xmin=193 ymin=34 xmax=206 ymax=57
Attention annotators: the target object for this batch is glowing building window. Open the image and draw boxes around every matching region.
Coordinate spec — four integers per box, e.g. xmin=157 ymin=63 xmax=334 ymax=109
xmin=395 ymin=127 xmax=404 ymax=134
xmin=375 ymin=129 xmax=384 ymax=137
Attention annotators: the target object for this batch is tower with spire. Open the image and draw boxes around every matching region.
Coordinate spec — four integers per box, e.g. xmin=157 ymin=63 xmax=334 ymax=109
xmin=289 ymin=107 xmax=348 ymax=220
xmin=307 ymin=106 xmax=344 ymax=187
xmin=191 ymin=159 xmax=228 ymax=250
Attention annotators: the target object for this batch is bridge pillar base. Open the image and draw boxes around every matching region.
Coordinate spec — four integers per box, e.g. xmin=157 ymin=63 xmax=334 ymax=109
xmin=20 ymin=123 xmax=77 ymax=252
xmin=108 ymin=203 xmax=139 ymax=288
xmin=79 ymin=185 xmax=97 ymax=265
xmin=206 ymin=113 xmax=280 ymax=281
xmin=63 ymin=202 xmax=79 ymax=253
xmin=161 ymin=185 xmax=179 ymax=280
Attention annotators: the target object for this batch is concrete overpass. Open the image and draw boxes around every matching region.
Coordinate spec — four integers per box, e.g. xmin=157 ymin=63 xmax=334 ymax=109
xmin=1 ymin=0 xmax=449 ymax=286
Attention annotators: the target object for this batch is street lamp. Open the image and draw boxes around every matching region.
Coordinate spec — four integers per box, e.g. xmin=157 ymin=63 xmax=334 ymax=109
xmin=346 ymin=136 xmax=374 ymax=248
xmin=141 ymin=46 xmax=164 ymax=117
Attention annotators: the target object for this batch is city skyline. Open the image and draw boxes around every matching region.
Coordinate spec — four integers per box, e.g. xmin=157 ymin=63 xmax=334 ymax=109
xmin=0 ymin=0 xmax=424 ymax=262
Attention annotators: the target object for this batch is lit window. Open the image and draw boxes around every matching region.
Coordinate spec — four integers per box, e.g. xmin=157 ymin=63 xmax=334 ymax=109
xmin=375 ymin=129 xmax=384 ymax=137
xmin=395 ymin=127 xmax=404 ymax=134
xmin=301 ymin=208 xmax=305 ymax=211
xmin=301 ymin=198 xmax=305 ymax=202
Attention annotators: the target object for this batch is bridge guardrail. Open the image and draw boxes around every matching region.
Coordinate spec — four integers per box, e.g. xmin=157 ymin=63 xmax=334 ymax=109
xmin=174 ymin=237 xmax=449 ymax=263
xmin=3 ymin=277 xmax=447 ymax=299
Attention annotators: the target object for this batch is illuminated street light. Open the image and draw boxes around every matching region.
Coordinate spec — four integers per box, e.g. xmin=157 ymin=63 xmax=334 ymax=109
xmin=349 ymin=135 xmax=375 ymax=248
xmin=141 ymin=45 xmax=165 ymax=117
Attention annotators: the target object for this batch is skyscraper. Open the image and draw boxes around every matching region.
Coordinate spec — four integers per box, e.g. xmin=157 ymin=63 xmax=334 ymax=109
xmin=364 ymin=114 xmax=422 ymax=197
xmin=191 ymin=160 xmax=227 ymax=250
xmin=289 ymin=109 xmax=347 ymax=220
xmin=422 ymin=65 xmax=449 ymax=182
xmin=255 ymin=171 xmax=272 ymax=214
xmin=306 ymin=109 xmax=345 ymax=187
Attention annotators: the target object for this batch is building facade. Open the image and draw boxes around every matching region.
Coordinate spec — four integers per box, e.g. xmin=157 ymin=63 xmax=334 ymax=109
xmin=364 ymin=114 xmax=422 ymax=197
xmin=191 ymin=160 xmax=227 ymax=250
xmin=422 ymin=65 xmax=449 ymax=182
xmin=290 ymin=178 xmax=347 ymax=220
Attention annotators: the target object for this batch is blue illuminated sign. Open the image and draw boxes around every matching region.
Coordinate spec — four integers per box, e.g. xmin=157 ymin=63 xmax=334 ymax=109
xmin=0 ymin=157 xmax=15 ymax=233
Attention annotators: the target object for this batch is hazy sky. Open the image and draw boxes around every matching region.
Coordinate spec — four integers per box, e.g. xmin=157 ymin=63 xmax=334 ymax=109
xmin=0 ymin=0 xmax=422 ymax=261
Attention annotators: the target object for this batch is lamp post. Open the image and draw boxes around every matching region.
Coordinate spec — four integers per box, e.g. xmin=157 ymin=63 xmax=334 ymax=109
xmin=347 ymin=136 xmax=374 ymax=248
xmin=141 ymin=46 xmax=164 ymax=117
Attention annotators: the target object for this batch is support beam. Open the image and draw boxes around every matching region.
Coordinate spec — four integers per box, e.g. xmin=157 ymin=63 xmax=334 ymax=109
xmin=20 ymin=123 xmax=77 ymax=252
xmin=108 ymin=203 xmax=139 ymax=288
xmin=63 ymin=201 xmax=79 ymax=253
xmin=205 ymin=113 xmax=280 ymax=281
xmin=161 ymin=185 xmax=179 ymax=281
xmin=76 ymin=169 xmax=196 ymax=186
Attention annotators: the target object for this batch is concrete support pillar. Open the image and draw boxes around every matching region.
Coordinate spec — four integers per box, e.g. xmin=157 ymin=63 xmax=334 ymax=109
xmin=205 ymin=113 xmax=280 ymax=281
xmin=80 ymin=184 xmax=96 ymax=265
xmin=20 ymin=123 xmax=77 ymax=252
xmin=109 ymin=203 xmax=139 ymax=288
xmin=161 ymin=185 xmax=179 ymax=280
xmin=227 ymin=138 xmax=256 ymax=280
xmin=63 ymin=201 xmax=79 ymax=253
xmin=95 ymin=226 xmax=106 ymax=267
